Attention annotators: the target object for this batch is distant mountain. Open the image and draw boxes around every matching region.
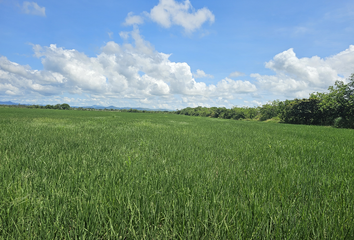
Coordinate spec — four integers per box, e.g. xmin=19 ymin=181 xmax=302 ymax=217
xmin=0 ymin=101 xmax=40 ymax=106
xmin=0 ymin=101 xmax=19 ymax=105
xmin=0 ymin=101 xmax=173 ymax=111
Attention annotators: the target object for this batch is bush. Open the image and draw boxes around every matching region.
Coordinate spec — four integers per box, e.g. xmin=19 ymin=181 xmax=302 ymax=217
xmin=333 ymin=117 xmax=344 ymax=128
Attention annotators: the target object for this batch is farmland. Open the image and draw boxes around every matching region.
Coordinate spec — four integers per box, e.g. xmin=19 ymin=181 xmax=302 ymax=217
xmin=0 ymin=107 xmax=353 ymax=239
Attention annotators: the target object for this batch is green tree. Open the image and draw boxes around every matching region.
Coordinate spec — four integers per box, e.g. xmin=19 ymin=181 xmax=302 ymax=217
xmin=315 ymin=77 xmax=354 ymax=128
xmin=60 ymin=103 xmax=71 ymax=110
xmin=280 ymin=98 xmax=321 ymax=125
xmin=259 ymin=101 xmax=278 ymax=121
xmin=230 ymin=107 xmax=246 ymax=120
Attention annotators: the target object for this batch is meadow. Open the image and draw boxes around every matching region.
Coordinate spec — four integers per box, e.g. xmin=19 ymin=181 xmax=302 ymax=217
xmin=0 ymin=107 xmax=353 ymax=239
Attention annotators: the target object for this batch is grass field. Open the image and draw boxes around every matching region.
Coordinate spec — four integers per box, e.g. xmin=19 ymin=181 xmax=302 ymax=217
xmin=0 ymin=107 xmax=353 ymax=239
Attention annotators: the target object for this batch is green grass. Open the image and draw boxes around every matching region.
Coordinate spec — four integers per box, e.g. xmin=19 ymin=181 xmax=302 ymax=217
xmin=0 ymin=108 xmax=353 ymax=239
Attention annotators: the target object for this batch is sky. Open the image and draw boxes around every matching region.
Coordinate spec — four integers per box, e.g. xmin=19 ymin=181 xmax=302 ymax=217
xmin=0 ymin=0 xmax=354 ymax=109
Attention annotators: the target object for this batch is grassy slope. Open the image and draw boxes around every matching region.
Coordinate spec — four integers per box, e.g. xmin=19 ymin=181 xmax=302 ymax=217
xmin=0 ymin=108 xmax=353 ymax=239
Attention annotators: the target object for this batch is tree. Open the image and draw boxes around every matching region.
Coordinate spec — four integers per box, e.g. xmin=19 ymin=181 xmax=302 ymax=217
xmin=60 ymin=103 xmax=71 ymax=110
xmin=259 ymin=101 xmax=278 ymax=121
xmin=279 ymin=98 xmax=321 ymax=125
xmin=315 ymin=77 xmax=354 ymax=128
xmin=230 ymin=107 xmax=246 ymax=120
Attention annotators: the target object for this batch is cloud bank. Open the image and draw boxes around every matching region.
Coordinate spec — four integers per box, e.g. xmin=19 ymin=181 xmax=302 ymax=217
xmin=2 ymin=37 xmax=353 ymax=108
xmin=0 ymin=28 xmax=256 ymax=108
xmin=251 ymin=46 xmax=354 ymax=98
xmin=2 ymin=35 xmax=353 ymax=108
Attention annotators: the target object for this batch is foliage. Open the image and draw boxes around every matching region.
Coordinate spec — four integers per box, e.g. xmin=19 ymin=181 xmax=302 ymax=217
xmin=279 ymin=98 xmax=321 ymax=125
xmin=60 ymin=103 xmax=71 ymax=110
xmin=11 ymin=103 xmax=72 ymax=110
xmin=277 ymin=75 xmax=354 ymax=128
xmin=176 ymin=106 xmax=259 ymax=120
xmin=175 ymin=73 xmax=354 ymax=129
xmin=314 ymin=75 xmax=354 ymax=128
xmin=259 ymin=100 xmax=280 ymax=121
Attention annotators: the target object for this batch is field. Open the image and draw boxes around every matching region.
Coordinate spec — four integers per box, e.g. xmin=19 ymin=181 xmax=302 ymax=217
xmin=0 ymin=107 xmax=353 ymax=239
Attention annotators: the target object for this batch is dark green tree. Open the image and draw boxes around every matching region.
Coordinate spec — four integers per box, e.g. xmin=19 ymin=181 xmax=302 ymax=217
xmin=60 ymin=103 xmax=71 ymax=110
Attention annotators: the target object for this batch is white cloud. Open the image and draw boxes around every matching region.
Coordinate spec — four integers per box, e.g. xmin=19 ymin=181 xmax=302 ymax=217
xmin=119 ymin=31 xmax=130 ymax=40
xmin=124 ymin=12 xmax=144 ymax=26
xmin=228 ymin=71 xmax=245 ymax=78
xmin=212 ymin=78 xmax=256 ymax=99
xmin=122 ymin=1 xmax=215 ymax=33
xmin=22 ymin=1 xmax=45 ymax=17
xmin=0 ymin=28 xmax=256 ymax=109
xmin=0 ymin=56 xmax=64 ymax=96
xmin=193 ymin=69 xmax=213 ymax=78
xmin=251 ymin=100 xmax=263 ymax=106
xmin=148 ymin=0 xmax=215 ymax=32
xmin=107 ymin=32 xmax=113 ymax=39
xmin=251 ymin=46 xmax=354 ymax=98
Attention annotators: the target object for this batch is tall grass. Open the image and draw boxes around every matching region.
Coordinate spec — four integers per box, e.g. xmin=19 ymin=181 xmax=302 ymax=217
xmin=0 ymin=108 xmax=353 ymax=239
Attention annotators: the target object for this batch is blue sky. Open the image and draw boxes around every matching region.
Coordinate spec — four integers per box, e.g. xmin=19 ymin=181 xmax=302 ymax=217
xmin=1 ymin=0 xmax=354 ymax=109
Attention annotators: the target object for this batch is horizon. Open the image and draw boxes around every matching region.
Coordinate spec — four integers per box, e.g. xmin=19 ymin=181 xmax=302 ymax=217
xmin=0 ymin=100 xmax=173 ymax=110
xmin=1 ymin=0 xmax=354 ymax=109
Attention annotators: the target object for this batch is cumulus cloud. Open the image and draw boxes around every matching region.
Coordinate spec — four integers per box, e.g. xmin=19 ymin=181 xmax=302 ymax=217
xmin=215 ymin=78 xmax=256 ymax=95
xmin=149 ymin=0 xmax=215 ymax=32
xmin=0 ymin=56 xmax=65 ymax=96
xmin=228 ymin=71 xmax=245 ymax=78
xmin=193 ymin=69 xmax=213 ymax=78
xmin=124 ymin=12 xmax=144 ymax=26
xmin=124 ymin=0 xmax=215 ymax=32
xmin=21 ymin=1 xmax=45 ymax=16
xmin=251 ymin=46 xmax=354 ymax=98
xmin=0 ymin=28 xmax=256 ymax=108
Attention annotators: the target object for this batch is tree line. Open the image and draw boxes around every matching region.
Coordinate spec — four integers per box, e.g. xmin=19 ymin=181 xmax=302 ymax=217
xmin=1 ymin=103 xmax=71 ymax=110
xmin=176 ymin=74 xmax=354 ymax=129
